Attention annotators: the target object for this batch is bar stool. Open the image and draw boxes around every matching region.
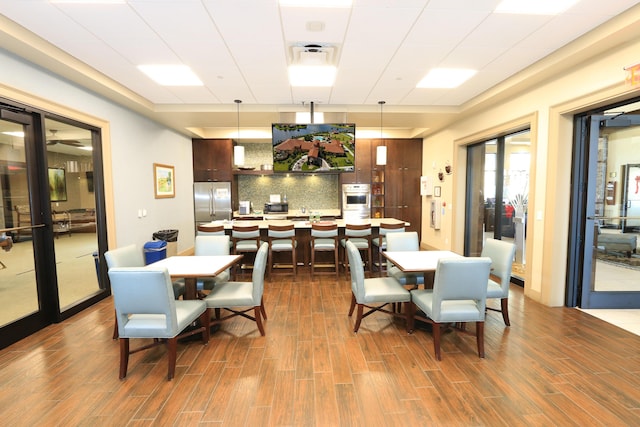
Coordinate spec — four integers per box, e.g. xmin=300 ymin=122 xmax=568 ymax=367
xmin=197 ymin=223 xmax=233 ymax=249
xmin=267 ymin=223 xmax=297 ymax=276
xmin=340 ymin=223 xmax=373 ymax=273
xmin=197 ymin=223 xmax=225 ymax=235
xmin=231 ymin=224 xmax=264 ymax=276
xmin=310 ymin=223 xmax=340 ymax=279
xmin=372 ymin=222 xmax=405 ymax=272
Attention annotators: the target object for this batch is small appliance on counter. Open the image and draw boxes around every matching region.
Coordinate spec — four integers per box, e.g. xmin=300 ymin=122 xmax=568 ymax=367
xmin=239 ymin=201 xmax=251 ymax=215
xmin=264 ymin=202 xmax=288 ymax=214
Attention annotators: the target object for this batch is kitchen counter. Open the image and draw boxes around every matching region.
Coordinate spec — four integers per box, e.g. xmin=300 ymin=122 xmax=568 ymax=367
xmin=201 ymin=217 xmax=408 ymax=230
xmin=233 ymin=209 xmax=342 ymax=221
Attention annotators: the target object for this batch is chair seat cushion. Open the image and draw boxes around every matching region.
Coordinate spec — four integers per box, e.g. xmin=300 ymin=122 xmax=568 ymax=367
xmin=204 ymin=281 xmax=256 ymax=307
xmin=197 ymin=270 xmax=230 ymax=291
xmin=486 ymin=278 xmax=505 ymax=298
xmin=236 ymin=241 xmax=264 ymax=251
xmin=361 ymin=277 xmax=411 ymax=304
xmin=388 ymin=266 xmax=424 ymax=286
xmin=411 ymin=290 xmax=483 ymax=323
xmin=271 ymin=239 xmax=296 ymax=251
xmin=341 ymin=238 xmax=369 ymax=249
xmin=122 ymin=300 xmax=206 ymax=338
xmin=313 ymin=238 xmax=337 ymax=250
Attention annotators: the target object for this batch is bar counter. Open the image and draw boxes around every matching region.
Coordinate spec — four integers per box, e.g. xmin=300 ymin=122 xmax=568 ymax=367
xmin=199 ymin=217 xmax=410 ymax=270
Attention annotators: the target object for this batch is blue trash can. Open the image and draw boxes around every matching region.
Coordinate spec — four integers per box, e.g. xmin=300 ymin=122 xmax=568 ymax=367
xmin=144 ymin=240 xmax=167 ymax=265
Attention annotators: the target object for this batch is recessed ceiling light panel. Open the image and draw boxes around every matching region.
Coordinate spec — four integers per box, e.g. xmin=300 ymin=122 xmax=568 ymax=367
xmin=280 ymin=0 xmax=352 ymax=7
xmin=288 ymin=65 xmax=336 ymax=87
xmin=495 ymin=0 xmax=579 ymax=15
xmin=417 ymin=68 xmax=477 ymax=89
xmin=137 ymin=65 xmax=203 ymax=86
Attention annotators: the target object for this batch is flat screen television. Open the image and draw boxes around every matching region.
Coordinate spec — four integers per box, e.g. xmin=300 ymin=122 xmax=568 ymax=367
xmin=271 ymin=123 xmax=355 ymax=173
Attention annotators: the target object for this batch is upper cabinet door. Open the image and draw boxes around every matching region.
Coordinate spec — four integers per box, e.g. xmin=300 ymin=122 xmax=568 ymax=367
xmin=193 ymin=139 xmax=233 ymax=182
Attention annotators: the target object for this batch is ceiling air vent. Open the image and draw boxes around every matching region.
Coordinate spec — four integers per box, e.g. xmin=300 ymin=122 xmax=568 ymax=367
xmin=290 ymin=44 xmax=336 ymax=66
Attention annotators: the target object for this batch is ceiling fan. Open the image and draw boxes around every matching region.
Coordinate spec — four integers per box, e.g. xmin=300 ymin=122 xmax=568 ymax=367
xmin=46 ymin=129 xmax=83 ymax=147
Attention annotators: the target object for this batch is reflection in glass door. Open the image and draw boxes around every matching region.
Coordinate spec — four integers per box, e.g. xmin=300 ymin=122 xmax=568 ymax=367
xmin=465 ymin=130 xmax=531 ymax=282
xmin=0 ymin=113 xmax=40 ymax=327
xmin=45 ymin=118 xmax=102 ymax=309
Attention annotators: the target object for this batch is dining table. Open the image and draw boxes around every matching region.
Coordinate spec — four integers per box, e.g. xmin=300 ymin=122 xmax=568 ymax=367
xmin=148 ymin=254 xmax=243 ymax=300
xmin=382 ymin=250 xmax=463 ymax=274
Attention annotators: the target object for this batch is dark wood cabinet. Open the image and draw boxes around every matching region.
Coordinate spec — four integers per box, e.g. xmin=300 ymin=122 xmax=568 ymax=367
xmin=341 ymin=139 xmax=372 ymax=184
xmin=192 ymin=138 xmax=233 ymax=182
xmin=383 ymin=139 xmax=422 ymax=237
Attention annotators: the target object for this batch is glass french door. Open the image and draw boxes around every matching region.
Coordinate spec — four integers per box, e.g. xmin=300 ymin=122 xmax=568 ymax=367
xmin=465 ymin=130 xmax=531 ymax=283
xmin=0 ymin=102 xmax=108 ymax=348
xmin=571 ymin=107 xmax=640 ymax=308
xmin=0 ymin=109 xmax=43 ymax=332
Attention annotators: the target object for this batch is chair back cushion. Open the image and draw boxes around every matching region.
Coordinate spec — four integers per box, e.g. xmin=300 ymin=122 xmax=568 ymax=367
xmin=480 ymin=238 xmax=516 ymax=295
xmin=232 ymin=225 xmax=260 ymax=239
xmin=195 ymin=235 xmax=230 ymax=256
xmin=268 ymin=223 xmax=295 ymax=238
xmin=386 ymin=232 xmax=419 ymax=252
xmin=385 ymin=232 xmax=424 ymax=285
xmin=197 ymin=224 xmax=225 ymax=235
xmin=345 ymin=241 xmax=365 ymax=299
xmin=430 ymin=257 xmax=492 ymax=321
xmin=108 ymin=267 xmax=178 ymax=337
xmin=345 ymin=223 xmax=372 ymax=238
xmin=104 ymin=244 xmax=144 ymax=268
xmin=311 ymin=223 xmax=338 ymax=238
xmin=251 ymin=243 xmax=270 ymax=301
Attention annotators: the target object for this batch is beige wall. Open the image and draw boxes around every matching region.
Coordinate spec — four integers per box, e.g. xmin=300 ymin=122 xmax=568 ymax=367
xmin=422 ymin=27 xmax=640 ymax=306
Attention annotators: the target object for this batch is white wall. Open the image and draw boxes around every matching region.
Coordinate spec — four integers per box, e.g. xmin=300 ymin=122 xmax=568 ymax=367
xmin=421 ymin=25 xmax=640 ymax=306
xmin=0 ymin=48 xmax=196 ymax=253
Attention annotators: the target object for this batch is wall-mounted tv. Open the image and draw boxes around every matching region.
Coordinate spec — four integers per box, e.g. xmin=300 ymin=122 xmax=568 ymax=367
xmin=271 ymin=123 xmax=355 ymax=173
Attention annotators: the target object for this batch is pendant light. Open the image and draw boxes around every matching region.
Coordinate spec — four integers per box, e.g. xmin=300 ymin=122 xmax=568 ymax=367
xmin=233 ymin=99 xmax=245 ymax=167
xmin=376 ymin=100 xmax=387 ymax=166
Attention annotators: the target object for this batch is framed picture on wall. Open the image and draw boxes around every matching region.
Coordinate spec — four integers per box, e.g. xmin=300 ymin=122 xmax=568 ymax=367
xmin=154 ymin=163 xmax=175 ymax=198
xmin=48 ymin=168 xmax=67 ymax=202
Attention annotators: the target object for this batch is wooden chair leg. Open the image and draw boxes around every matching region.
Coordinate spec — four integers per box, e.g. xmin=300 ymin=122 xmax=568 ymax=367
xmin=167 ymin=337 xmax=178 ymax=380
xmin=405 ymin=301 xmax=414 ymax=333
xmin=334 ymin=247 xmax=339 ymax=278
xmin=433 ymin=323 xmax=442 ymax=361
xmin=311 ymin=249 xmax=315 ymax=280
xmin=353 ymin=304 xmax=364 ymax=333
xmin=292 ymin=248 xmax=297 ymax=276
xmin=254 ymin=307 xmax=265 ymax=336
xmin=112 ymin=311 xmax=119 ymax=340
xmin=201 ymin=309 xmax=211 ymax=343
xmin=348 ymin=293 xmax=357 ymax=316
xmin=119 ymin=338 xmax=130 ymax=379
xmin=476 ymin=321 xmax=485 ymax=358
xmin=260 ymin=297 xmax=267 ymax=320
xmin=501 ymin=298 xmax=510 ymax=326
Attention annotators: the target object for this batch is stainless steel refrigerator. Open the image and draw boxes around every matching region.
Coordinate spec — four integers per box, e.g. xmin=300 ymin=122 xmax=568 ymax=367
xmin=194 ymin=182 xmax=232 ymax=223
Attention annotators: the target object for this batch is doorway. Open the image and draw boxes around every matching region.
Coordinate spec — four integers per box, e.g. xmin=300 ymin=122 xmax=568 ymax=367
xmin=568 ymin=99 xmax=640 ymax=308
xmin=465 ymin=129 xmax=531 ymax=283
xmin=0 ymin=101 xmax=108 ymax=348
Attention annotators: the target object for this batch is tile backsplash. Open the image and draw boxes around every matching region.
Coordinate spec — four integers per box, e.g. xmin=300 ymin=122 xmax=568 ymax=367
xmin=237 ymin=174 xmax=340 ymax=212
xmin=236 ymin=142 xmax=341 ymax=212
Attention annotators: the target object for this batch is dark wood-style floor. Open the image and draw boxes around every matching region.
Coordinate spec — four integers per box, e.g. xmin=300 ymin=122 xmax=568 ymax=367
xmin=2 ymin=267 xmax=640 ymax=426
